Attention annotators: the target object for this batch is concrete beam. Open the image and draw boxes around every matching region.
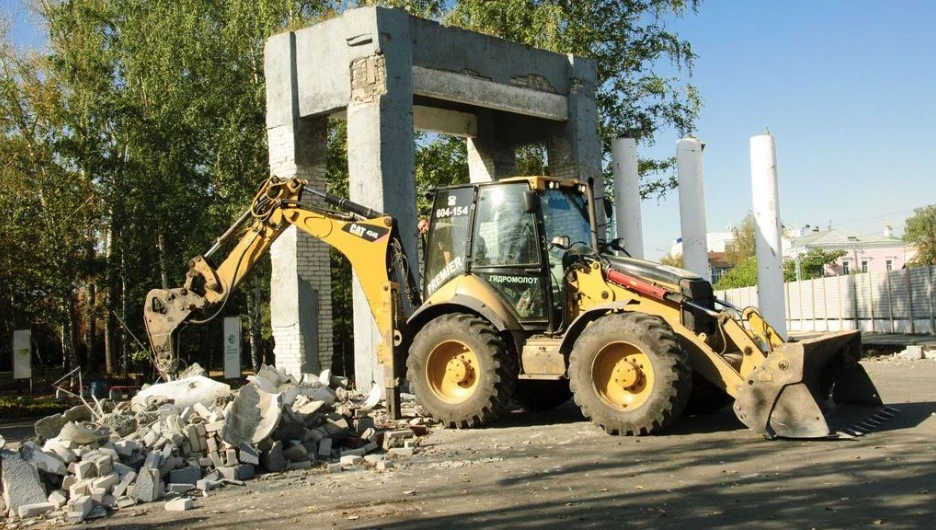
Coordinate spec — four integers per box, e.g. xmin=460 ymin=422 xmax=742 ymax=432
xmin=413 ymin=66 xmax=568 ymax=122
xmin=413 ymin=105 xmax=477 ymax=137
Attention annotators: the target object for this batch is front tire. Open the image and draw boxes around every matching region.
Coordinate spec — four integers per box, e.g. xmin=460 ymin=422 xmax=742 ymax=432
xmin=569 ymin=312 xmax=691 ymax=435
xmin=406 ymin=313 xmax=517 ymax=428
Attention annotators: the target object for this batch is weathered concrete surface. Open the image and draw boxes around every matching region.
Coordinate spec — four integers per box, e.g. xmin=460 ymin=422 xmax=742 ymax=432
xmin=265 ymin=6 xmax=601 ymax=390
xmin=59 ymin=358 xmax=936 ymax=529
xmin=34 ymin=413 xmax=67 ymax=439
xmin=1 ymin=449 xmax=47 ymax=515
xmin=265 ymin=34 xmax=331 ymax=379
xmin=345 ymin=8 xmax=417 ymax=394
xmin=220 ymin=384 xmax=283 ymax=447
xmin=131 ymin=375 xmax=231 ymax=410
xmin=131 ymin=467 xmax=162 ymax=503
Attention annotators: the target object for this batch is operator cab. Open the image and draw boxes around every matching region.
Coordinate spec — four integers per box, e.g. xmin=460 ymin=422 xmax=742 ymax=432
xmin=423 ymin=177 xmax=598 ymax=333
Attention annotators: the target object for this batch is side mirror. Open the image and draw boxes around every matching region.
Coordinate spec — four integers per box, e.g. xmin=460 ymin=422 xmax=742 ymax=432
xmin=523 ymin=190 xmax=538 ymax=214
xmin=550 ymin=235 xmax=571 ymax=250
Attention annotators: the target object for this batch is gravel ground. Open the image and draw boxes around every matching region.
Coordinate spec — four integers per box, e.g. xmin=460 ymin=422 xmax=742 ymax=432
xmin=35 ymin=356 xmax=934 ymax=530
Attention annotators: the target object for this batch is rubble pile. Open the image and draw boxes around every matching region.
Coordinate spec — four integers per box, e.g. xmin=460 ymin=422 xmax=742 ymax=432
xmin=1 ymin=365 xmax=430 ymax=525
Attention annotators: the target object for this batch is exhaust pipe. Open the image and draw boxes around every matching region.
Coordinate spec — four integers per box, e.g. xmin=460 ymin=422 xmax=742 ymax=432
xmin=733 ymin=330 xmax=883 ymax=439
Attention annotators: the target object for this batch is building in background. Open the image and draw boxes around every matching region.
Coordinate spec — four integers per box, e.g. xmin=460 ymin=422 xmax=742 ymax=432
xmin=785 ymin=225 xmax=914 ymax=275
xmin=665 ymin=223 xmax=914 ymax=282
xmin=668 ymin=231 xmax=794 ymax=284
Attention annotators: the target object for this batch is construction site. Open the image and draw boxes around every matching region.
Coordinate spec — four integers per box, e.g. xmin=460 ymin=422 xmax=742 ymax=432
xmin=2 ymin=4 xmax=935 ymax=530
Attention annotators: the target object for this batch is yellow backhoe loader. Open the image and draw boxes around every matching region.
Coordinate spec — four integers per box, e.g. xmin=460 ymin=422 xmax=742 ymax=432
xmin=144 ymin=175 xmax=886 ymax=439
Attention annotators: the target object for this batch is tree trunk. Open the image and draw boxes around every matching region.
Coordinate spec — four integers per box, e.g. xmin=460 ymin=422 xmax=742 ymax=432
xmin=104 ymin=221 xmax=119 ymax=376
xmin=120 ymin=252 xmax=128 ymax=377
xmin=157 ymin=229 xmax=169 ymax=289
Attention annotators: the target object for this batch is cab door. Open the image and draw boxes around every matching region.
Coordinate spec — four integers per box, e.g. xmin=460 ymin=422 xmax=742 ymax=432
xmin=424 ymin=187 xmax=473 ymax=297
xmin=469 ymin=183 xmax=549 ymax=326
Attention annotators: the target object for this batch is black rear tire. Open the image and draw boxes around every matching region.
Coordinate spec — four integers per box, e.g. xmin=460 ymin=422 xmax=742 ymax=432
xmin=406 ymin=313 xmax=517 ymax=428
xmin=569 ymin=312 xmax=691 ymax=435
xmin=512 ymin=379 xmax=573 ymax=412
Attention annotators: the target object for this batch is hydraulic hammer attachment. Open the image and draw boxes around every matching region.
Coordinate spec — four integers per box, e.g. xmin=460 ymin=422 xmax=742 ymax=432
xmin=733 ymin=330 xmax=883 ymax=439
xmin=144 ymin=287 xmax=205 ymax=378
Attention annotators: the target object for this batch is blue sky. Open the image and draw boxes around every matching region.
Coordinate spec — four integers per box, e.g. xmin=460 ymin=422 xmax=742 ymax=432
xmin=2 ymin=0 xmax=39 ymax=48
xmin=640 ymin=0 xmax=936 ymax=258
xmin=4 ymin=0 xmax=935 ymax=260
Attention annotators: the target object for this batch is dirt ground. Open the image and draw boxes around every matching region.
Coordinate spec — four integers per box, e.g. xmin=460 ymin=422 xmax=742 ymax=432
xmin=31 ymin=357 xmax=936 ymax=529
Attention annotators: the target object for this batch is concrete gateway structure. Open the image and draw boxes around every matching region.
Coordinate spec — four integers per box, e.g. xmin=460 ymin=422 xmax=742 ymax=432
xmin=264 ymin=6 xmax=602 ymax=389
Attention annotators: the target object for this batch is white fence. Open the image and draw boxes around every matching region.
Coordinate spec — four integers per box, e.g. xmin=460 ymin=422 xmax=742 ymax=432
xmin=715 ymin=265 xmax=936 ymax=334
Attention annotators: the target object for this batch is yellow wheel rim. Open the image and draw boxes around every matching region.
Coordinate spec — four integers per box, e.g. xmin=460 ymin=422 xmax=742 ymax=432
xmin=592 ymin=341 xmax=654 ymax=410
xmin=426 ymin=340 xmax=480 ymax=404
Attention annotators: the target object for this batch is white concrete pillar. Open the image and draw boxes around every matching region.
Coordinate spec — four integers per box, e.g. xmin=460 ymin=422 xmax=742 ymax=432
xmin=611 ymin=137 xmax=643 ymax=259
xmin=750 ymin=132 xmax=787 ymax=339
xmin=676 ymin=136 xmax=709 ymax=278
xmin=346 ymin=10 xmax=418 ymax=394
xmin=265 ymin=33 xmax=332 ymax=379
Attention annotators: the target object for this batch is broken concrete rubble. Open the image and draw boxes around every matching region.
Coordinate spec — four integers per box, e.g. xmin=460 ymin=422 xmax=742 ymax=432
xmin=220 ymin=384 xmax=282 ymax=447
xmin=18 ymin=501 xmax=55 ymax=518
xmin=165 ymin=497 xmax=194 ymax=511
xmin=35 ymin=413 xmax=68 ymax=440
xmin=58 ymin=421 xmax=110 ymax=445
xmin=132 ymin=375 xmax=231 ymax=411
xmin=5 ymin=366 xmax=434 ymax=524
xmin=2 ymin=449 xmax=49 ymax=515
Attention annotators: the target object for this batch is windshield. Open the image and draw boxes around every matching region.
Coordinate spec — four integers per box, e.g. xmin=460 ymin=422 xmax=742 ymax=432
xmin=541 ymin=188 xmax=592 ymax=250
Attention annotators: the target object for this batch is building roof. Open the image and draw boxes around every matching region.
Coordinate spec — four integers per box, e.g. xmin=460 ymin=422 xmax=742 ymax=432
xmin=707 ymin=251 xmax=731 ymax=267
xmin=790 ymin=228 xmax=903 ymax=250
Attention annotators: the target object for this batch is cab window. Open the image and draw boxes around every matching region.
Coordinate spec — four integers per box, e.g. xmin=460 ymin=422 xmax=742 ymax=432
xmin=472 ymin=183 xmax=540 ymax=267
xmin=424 ymin=188 xmax=472 ymax=296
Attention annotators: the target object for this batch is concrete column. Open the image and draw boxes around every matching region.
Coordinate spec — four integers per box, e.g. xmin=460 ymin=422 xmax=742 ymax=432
xmin=611 ymin=137 xmax=643 ymax=259
xmin=346 ymin=10 xmax=418 ymax=394
xmin=676 ymin=136 xmax=709 ymax=279
xmin=750 ymin=132 xmax=787 ymax=339
xmin=547 ymin=56 xmax=605 ymax=232
xmin=467 ymin=111 xmax=515 ymax=183
xmin=265 ymin=32 xmax=333 ymax=379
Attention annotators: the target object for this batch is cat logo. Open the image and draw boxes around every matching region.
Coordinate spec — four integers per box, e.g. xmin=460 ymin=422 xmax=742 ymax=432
xmin=341 ymin=222 xmax=390 ymax=242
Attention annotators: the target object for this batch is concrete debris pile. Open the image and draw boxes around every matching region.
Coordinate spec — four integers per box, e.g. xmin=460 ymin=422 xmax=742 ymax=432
xmin=1 ymin=365 xmax=431 ymax=525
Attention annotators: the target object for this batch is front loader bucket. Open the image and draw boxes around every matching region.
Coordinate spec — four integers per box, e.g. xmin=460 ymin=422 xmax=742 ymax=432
xmin=733 ymin=330 xmax=883 ymax=439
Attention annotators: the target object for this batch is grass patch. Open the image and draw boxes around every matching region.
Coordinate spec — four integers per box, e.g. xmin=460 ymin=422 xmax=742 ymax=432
xmin=0 ymin=397 xmax=71 ymax=421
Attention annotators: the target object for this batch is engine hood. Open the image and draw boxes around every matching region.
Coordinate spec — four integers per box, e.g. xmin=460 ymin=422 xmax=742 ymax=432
xmin=603 ymin=255 xmax=703 ymax=287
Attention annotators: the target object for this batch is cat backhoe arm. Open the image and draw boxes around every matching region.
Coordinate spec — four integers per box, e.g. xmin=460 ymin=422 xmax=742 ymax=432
xmin=143 ymin=176 xmax=418 ymax=416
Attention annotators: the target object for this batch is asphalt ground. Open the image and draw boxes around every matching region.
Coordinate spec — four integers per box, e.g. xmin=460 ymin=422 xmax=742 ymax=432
xmin=37 ymin=356 xmax=934 ymax=530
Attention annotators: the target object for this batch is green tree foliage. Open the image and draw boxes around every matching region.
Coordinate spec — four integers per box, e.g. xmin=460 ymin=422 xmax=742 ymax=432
xmin=726 ymin=212 xmax=756 ymax=265
xmin=783 ymin=249 xmax=847 ymax=281
xmin=905 ymin=205 xmax=936 ymax=266
xmin=714 ymin=249 xmax=845 ymax=290
xmin=0 ymin=29 xmax=99 ymax=368
xmin=414 ymin=134 xmax=470 ymax=213
xmin=448 ymin=0 xmax=701 ymax=196
xmin=3 ymin=0 xmax=701 ymax=376
xmin=659 ymin=253 xmax=684 ymax=269
xmin=713 ymin=256 xmax=757 ymax=290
